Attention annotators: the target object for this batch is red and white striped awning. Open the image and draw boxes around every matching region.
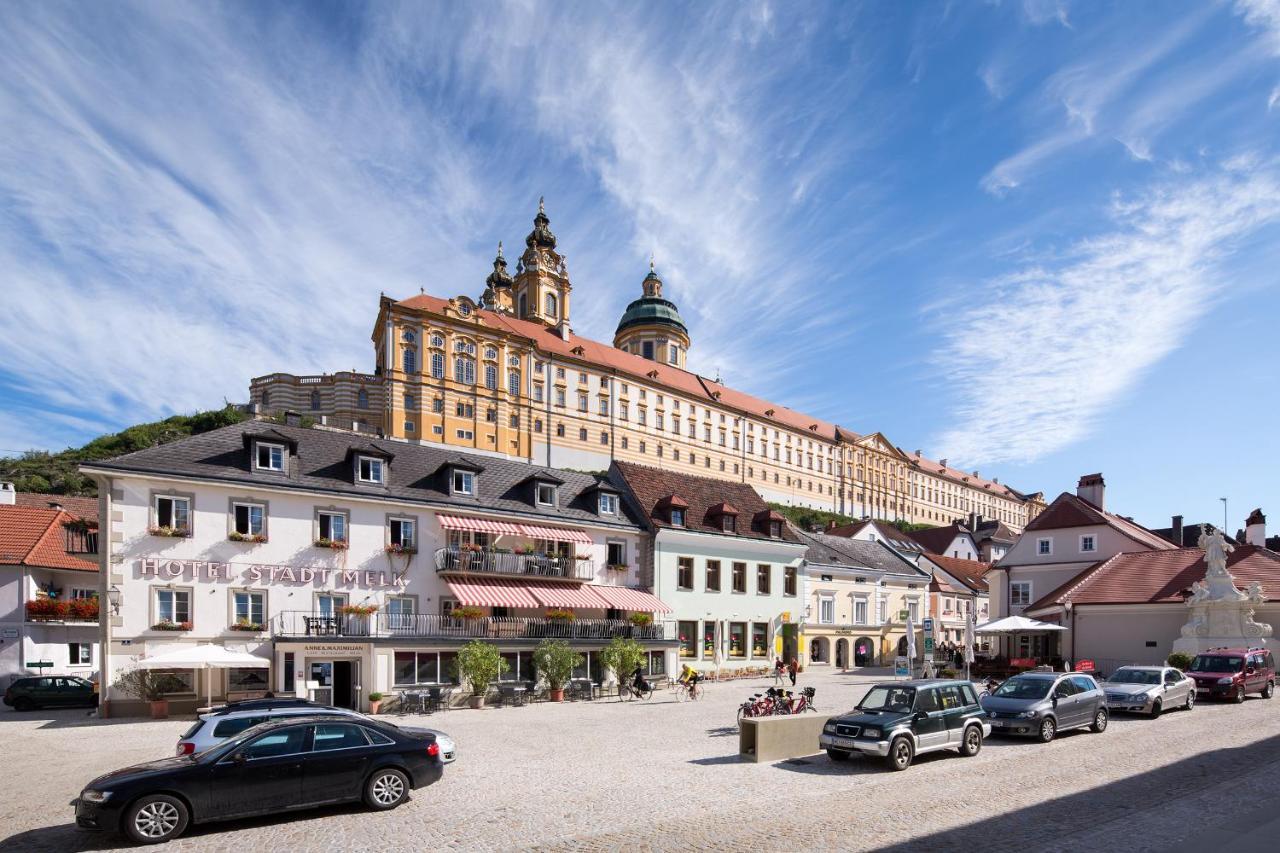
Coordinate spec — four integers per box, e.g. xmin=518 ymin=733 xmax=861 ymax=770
xmin=518 ymin=523 xmax=593 ymax=544
xmin=528 ymin=583 xmax=611 ymax=610
xmin=437 ymin=514 xmax=523 ymax=536
xmin=589 ymin=585 xmax=673 ymax=614
xmin=445 ymin=577 xmax=543 ymax=609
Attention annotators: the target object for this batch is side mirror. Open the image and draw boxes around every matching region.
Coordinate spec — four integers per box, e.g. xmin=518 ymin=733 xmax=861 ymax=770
xmin=1247 ymin=666 xmax=1257 ymax=675
xmin=1051 ymin=695 xmax=1059 ymax=707
xmin=913 ymin=711 xmax=928 ymax=722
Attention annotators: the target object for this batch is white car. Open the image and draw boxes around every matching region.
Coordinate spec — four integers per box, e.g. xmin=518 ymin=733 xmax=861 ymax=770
xmin=1102 ymin=666 xmax=1195 ymax=716
xmin=176 ymin=699 xmax=457 ymax=762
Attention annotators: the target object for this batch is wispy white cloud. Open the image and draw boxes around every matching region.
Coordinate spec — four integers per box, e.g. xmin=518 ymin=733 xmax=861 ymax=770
xmin=933 ymin=160 xmax=1280 ymax=465
xmin=1022 ymin=0 xmax=1072 ymax=29
xmin=1236 ymin=0 xmax=1280 ymax=54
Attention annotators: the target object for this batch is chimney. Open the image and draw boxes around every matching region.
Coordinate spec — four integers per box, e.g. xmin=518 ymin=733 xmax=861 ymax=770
xmin=46 ymin=500 xmax=64 ymax=511
xmin=1171 ymin=515 xmax=1184 ymax=546
xmin=1245 ymin=508 xmax=1266 ymax=547
xmin=0 ymin=481 xmax=14 ymax=505
xmin=556 ymin=321 xmax=572 ymax=341
xmin=1076 ymin=473 xmax=1105 ymax=510
xmin=284 ymin=410 xmax=302 ymax=427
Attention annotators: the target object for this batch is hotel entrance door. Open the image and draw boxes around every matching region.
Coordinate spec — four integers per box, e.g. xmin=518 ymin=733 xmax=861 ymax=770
xmin=309 ymin=659 xmax=360 ymax=709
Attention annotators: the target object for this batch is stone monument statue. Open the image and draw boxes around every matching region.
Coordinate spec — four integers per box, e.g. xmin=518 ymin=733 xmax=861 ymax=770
xmin=1173 ymin=527 xmax=1272 ymax=656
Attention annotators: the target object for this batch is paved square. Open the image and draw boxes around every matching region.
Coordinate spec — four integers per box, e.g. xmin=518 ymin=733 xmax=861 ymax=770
xmin=2 ymin=669 xmax=1279 ymax=851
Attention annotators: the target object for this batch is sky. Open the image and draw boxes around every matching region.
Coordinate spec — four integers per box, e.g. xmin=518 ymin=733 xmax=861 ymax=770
xmin=1 ymin=0 xmax=1277 ymax=534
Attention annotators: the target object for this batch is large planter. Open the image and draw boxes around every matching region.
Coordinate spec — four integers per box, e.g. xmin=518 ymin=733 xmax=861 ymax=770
xmin=149 ymin=699 xmax=169 ymax=719
xmin=548 ymin=688 xmax=565 ymax=703
xmin=469 ymin=695 xmax=486 ymax=710
xmin=368 ymin=700 xmax=382 ymax=715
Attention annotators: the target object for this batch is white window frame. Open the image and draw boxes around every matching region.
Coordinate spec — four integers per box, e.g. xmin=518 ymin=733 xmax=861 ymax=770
xmin=1079 ymin=534 xmax=1096 ymax=553
xmin=357 ymin=456 xmax=384 ymax=484
xmin=315 ymin=593 xmax=347 ymax=616
xmin=389 ymin=517 xmax=416 ymax=550
xmin=818 ymin=595 xmax=835 ymax=625
xmin=854 ymin=597 xmax=868 ymax=625
xmin=1037 ymin=537 xmax=1053 ymax=556
xmin=153 ymin=494 xmax=191 ymax=533
xmin=154 ymin=587 xmax=192 ymax=626
xmin=606 ymin=539 xmax=627 ymax=567
xmin=598 ymin=493 xmax=618 ymax=515
xmin=317 ymin=510 xmax=347 ymax=543
xmin=1010 ymin=581 xmax=1033 ymax=607
xmin=255 ymin=442 xmax=285 ymax=471
xmin=452 ymin=470 xmax=475 ymax=496
xmin=231 ymin=589 xmax=266 ymax=626
xmin=232 ymin=502 xmax=265 ymax=536
xmin=68 ymin=643 xmax=92 ymax=665
xmin=536 ymin=483 xmax=558 ymax=507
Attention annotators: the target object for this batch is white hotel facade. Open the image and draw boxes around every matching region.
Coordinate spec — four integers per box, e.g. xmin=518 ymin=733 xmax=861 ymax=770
xmin=83 ymin=422 xmax=674 ymax=716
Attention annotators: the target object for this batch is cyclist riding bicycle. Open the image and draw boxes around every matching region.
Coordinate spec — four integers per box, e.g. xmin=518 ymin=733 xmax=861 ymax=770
xmin=631 ymin=666 xmax=651 ymax=693
xmin=678 ymin=663 xmax=697 ymax=686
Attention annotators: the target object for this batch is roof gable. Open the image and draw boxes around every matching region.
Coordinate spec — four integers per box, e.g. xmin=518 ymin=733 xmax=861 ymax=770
xmin=0 ymin=506 xmax=98 ymax=572
xmin=1023 ymin=492 xmax=1175 ymax=551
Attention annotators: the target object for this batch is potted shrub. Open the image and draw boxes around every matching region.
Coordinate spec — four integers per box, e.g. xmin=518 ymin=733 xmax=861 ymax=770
xmin=628 ymin=613 xmax=653 ymax=627
xmin=452 ymin=606 xmax=486 ymax=621
xmin=1166 ymin=652 xmax=1194 ymax=671
xmin=598 ymin=636 xmax=647 ymax=700
xmin=368 ymin=692 xmax=385 ymax=714
xmin=115 ymin=667 xmax=187 ymax=719
xmin=606 ymin=563 xmax=629 ymax=573
xmin=545 ymin=608 xmax=576 ymax=622
xmin=384 ymin=543 xmax=417 ymax=555
xmin=453 ymin=640 xmax=507 ymax=709
xmin=338 ymin=603 xmax=377 ymax=633
xmin=533 ymin=639 xmax=583 ymax=702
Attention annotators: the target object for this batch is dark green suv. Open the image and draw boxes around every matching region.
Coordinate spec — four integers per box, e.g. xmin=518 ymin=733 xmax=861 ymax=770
xmin=4 ymin=676 xmax=98 ymax=711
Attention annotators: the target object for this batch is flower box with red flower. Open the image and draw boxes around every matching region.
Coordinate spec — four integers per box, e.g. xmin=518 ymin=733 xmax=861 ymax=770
xmin=228 ymin=531 xmax=268 ymax=544
xmin=230 ymin=620 xmax=263 ymax=632
xmin=314 ymin=538 xmax=349 ymax=550
xmin=384 ymin=543 xmax=417 ymax=556
xmin=148 ymin=526 xmax=190 ymax=538
xmin=151 ymin=620 xmax=192 ymax=631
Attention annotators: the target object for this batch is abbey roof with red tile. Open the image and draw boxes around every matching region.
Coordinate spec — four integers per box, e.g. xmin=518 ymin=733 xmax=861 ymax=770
xmin=1025 ymin=545 xmax=1280 ymax=612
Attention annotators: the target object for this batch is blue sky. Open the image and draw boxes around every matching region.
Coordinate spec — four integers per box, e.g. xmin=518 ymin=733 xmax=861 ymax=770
xmin=1 ymin=1 xmax=1278 ymax=533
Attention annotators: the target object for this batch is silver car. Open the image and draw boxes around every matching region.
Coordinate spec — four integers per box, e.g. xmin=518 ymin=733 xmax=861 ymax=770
xmin=1103 ymin=666 xmax=1195 ymax=716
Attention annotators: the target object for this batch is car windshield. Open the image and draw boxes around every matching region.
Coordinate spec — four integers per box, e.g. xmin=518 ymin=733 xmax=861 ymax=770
xmin=1190 ymin=655 xmax=1244 ymax=673
xmin=859 ymin=686 xmax=916 ymax=713
xmin=1109 ymin=669 xmax=1160 ymax=685
xmin=992 ymin=677 xmax=1052 ymax=700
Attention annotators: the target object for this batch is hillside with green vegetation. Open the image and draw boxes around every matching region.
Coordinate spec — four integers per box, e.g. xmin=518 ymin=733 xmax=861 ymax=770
xmin=0 ymin=405 xmax=249 ymax=497
xmin=769 ymin=502 xmax=935 ymax=534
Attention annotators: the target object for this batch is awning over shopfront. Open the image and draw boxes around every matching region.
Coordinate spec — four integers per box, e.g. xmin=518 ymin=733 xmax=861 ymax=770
xmin=446 ymin=577 xmax=543 ymax=608
xmin=527 ymin=582 xmax=610 ymax=610
xmin=588 ymin=585 xmax=672 ymax=614
xmin=517 ymin=523 xmax=593 ymax=544
xmin=974 ymin=616 xmax=1067 ymax=633
xmin=437 ymin=514 xmax=523 ymax=536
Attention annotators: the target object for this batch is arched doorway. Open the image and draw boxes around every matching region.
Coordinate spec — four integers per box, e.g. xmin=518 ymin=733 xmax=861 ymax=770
xmin=854 ymin=637 xmax=874 ymax=667
xmin=835 ymin=638 xmax=849 ymax=669
xmin=809 ymin=637 xmax=828 ymax=664
xmin=896 ymin=636 xmax=909 ymax=657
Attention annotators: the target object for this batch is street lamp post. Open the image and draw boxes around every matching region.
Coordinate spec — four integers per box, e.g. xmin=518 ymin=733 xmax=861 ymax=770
xmin=1220 ymin=498 xmax=1228 ymax=536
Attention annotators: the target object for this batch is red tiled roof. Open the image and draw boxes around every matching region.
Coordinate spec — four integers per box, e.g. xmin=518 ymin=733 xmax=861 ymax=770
xmin=611 ymin=461 xmax=799 ymax=543
xmin=903 ymin=452 xmax=1029 ymax=502
xmin=927 ymin=554 xmax=992 ymax=593
xmin=13 ymin=492 xmax=98 ymax=522
xmin=1025 ymin=545 xmax=1280 ymax=611
xmin=1024 ymin=492 xmax=1175 ymax=551
xmin=0 ymin=506 xmax=98 ymax=572
xmin=907 ymin=523 xmax=970 ymax=556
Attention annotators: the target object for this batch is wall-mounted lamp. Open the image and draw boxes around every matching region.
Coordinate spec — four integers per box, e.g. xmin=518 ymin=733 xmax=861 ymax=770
xmin=107 ymin=584 xmax=122 ymax=616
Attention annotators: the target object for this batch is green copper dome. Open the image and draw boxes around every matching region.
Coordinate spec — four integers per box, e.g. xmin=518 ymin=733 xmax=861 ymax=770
xmin=615 ymin=296 xmax=688 ymax=336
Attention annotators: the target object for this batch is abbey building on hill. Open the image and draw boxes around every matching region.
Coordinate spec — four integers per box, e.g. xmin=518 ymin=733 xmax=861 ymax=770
xmin=250 ymin=202 xmax=1044 ymax=531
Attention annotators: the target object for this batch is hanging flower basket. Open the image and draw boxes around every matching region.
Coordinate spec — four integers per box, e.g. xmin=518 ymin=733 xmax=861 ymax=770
xmin=148 ymin=526 xmax=190 ymax=538
xmin=315 ymin=538 xmax=349 ymax=550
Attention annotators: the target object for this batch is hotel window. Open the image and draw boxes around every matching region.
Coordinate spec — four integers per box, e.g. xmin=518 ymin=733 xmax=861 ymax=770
xmin=386 ymin=596 xmax=415 ymax=630
xmin=854 ymin=598 xmax=868 ymax=624
xmin=232 ymin=502 xmax=264 ymax=537
xmin=677 ymin=557 xmax=694 ymax=590
xmin=1079 ymin=534 xmax=1096 ymax=553
xmin=536 ymin=483 xmax=557 ymax=506
xmin=705 ymin=560 xmax=721 ymax=592
xmin=255 ymin=443 xmax=284 ymax=471
xmin=155 ymin=588 xmax=191 ymax=625
xmin=555 ymin=388 xmax=566 ymax=407
xmin=317 ymin=510 xmax=347 ymax=543
xmin=784 ymin=566 xmax=797 ymax=596
xmin=394 ymin=651 xmax=440 ymax=686
xmin=678 ymin=621 xmax=697 ymax=658
xmin=606 ymin=540 xmax=626 ymax=567
xmin=732 ymin=562 xmax=747 ymax=593
xmin=728 ymin=622 xmax=746 ymax=658
xmin=1037 ymin=538 xmax=1052 ymax=556
xmin=485 ymin=364 xmax=498 ymax=390
xmin=68 ymin=643 xmax=92 ymax=665
xmin=402 ymin=349 xmax=416 ymax=373
xmin=431 ymin=352 xmax=445 ymax=378
xmin=756 ymin=564 xmax=771 ymax=595
xmin=508 ymin=371 xmax=520 ymax=395
xmin=316 ymin=593 xmax=346 ymax=616
xmin=577 ymin=393 xmax=588 ymax=412
xmin=452 ymin=470 xmax=475 ymax=495
xmin=389 ymin=518 xmax=416 ymax=550
xmin=819 ymin=595 xmax=835 ymax=624
xmin=455 ymin=357 xmax=476 ymax=385
xmin=1010 ymin=582 xmax=1032 ymax=607
xmin=153 ymin=495 xmax=190 ymax=534
xmin=357 ymin=456 xmax=384 ymax=484
xmin=233 ymin=590 xmax=265 ymax=627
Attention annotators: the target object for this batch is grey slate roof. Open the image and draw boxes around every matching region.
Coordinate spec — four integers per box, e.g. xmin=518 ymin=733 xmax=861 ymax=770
xmin=791 ymin=526 xmax=929 ymax=577
xmin=83 ymin=422 xmax=643 ymax=531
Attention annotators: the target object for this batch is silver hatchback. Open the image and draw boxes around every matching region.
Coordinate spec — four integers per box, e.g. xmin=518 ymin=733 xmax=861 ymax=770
xmin=980 ymin=672 xmax=1109 ymax=742
xmin=1103 ymin=666 xmax=1195 ymax=716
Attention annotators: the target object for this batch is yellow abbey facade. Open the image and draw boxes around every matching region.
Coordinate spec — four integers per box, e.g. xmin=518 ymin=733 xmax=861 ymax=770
xmin=250 ymin=203 xmax=1044 ymax=530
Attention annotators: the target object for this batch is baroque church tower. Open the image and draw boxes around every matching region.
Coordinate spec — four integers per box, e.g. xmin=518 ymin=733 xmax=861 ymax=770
xmin=613 ymin=259 xmax=690 ymax=369
xmin=512 ymin=199 xmax=573 ymax=334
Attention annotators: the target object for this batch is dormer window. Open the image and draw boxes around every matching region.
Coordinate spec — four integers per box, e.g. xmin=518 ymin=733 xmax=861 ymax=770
xmin=357 ymin=456 xmax=384 ymax=484
xmin=598 ymin=493 xmax=618 ymax=515
xmin=255 ymin=443 xmax=284 ymax=471
xmin=723 ymin=515 xmax=737 ymax=534
xmin=452 ymin=471 xmax=475 ymax=495
xmin=769 ymin=521 xmax=782 ymax=538
xmin=670 ymin=508 xmax=686 ymax=527
xmin=536 ymin=483 xmax=557 ymax=507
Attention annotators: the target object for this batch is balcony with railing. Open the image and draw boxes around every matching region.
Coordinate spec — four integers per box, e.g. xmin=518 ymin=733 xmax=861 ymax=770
xmin=434 ymin=548 xmax=595 ymax=581
xmin=271 ymin=611 xmax=675 ymax=643
xmin=25 ymin=598 xmax=99 ymax=624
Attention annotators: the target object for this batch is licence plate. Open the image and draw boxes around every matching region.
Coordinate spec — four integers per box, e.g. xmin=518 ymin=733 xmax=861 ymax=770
xmin=1196 ymin=688 xmax=1208 ymax=694
xmin=990 ymin=719 xmax=1006 ymax=727
xmin=830 ymin=736 xmax=858 ymax=748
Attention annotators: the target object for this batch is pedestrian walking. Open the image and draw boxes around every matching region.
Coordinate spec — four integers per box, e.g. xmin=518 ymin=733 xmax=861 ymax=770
xmin=787 ymin=658 xmax=798 ymax=687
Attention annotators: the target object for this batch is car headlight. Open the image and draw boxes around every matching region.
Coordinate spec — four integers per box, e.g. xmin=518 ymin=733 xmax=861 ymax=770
xmin=80 ymin=790 xmax=111 ymax=804
xmin=862 ymin=727 xmax=881 ymax=739
xmin=1218 ymin=677 xmax=1235 ymax=685
xmin=823 ymin=723 xmax=837 ymax=733
xmin=1017 ymin=711 xmax=1037 ymax=718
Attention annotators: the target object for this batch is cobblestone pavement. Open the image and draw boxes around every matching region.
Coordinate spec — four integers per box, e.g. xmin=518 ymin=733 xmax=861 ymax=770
xmin=1 ymin=669 xmax=1278 ymax=852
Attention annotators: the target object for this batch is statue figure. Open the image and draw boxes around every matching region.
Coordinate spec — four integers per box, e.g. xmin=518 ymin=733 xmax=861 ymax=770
xmin=1198 ymin=527 xmax=1234 ymax=577
xmin=1187 ymin=580 xmax=1210 ymax=604
xmin=1246 ymin=581 xmax=1266 ymax=605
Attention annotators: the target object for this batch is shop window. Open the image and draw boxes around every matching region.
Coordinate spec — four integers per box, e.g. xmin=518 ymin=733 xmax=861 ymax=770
xmin=678 ymin=621 xmax=697 ymax=659
xmin=751 ymin=623 xmax=768 ymax=658
xmin=728 ymin=622 xmax=746 ymax=658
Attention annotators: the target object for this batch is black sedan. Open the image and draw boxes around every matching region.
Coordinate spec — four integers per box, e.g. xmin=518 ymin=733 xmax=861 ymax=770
xmin=73 ymin=716 xmax=445 ymax=844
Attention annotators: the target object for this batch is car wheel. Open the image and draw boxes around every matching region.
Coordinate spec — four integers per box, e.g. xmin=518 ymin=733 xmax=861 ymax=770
xmin=1185 ymin=690 xmax=1195 ymax=711
xmin=826 ymin=748 xmax=851 ymax=762
xmin=1263 ymin=681 xmax=1275 ymax=700
xmin=122 ymin=794 xmax=189 ymax=845
xmin=1150 ymin=700 xmax=1162 ymax=719
xmin=1234 ymin=685 xmax=1246 ymax=704
xmin=12 ymin=697 xmax=33 ymax=712
xmin=887 ymin=736 xmax=914 ymax=771
xmin=1090 ymin=708 xmax=1108 ymax=733
xmin=364 ymin=767 xmax=410 ymax=811
xmin=1037 ymin=717 xmax=1057 ymax=743
xmin=960 ymin=725 xmax=982 ymax=756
